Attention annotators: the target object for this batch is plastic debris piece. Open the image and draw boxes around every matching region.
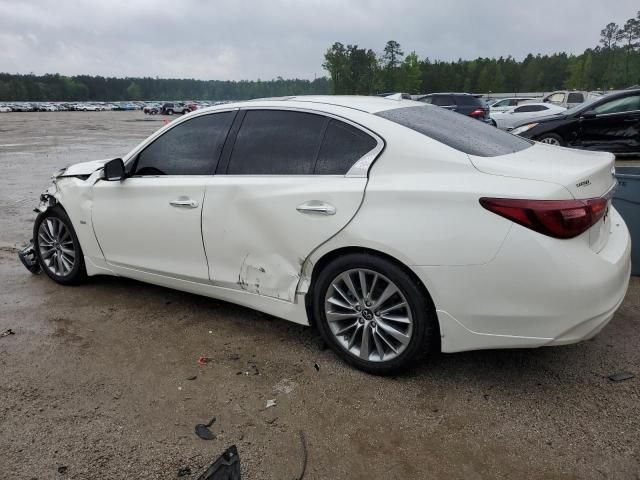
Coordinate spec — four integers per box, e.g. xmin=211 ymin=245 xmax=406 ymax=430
xmin=186 ymin=375 xmax=197 ymax=381
xmin=265 ymin=399 xmax=276 ymax=409
xmin=177 ymin=466 xmax=192 ymax=477
xmin=313 ymin=363 xmax=320 ymax=372
xmin=57 ymin=465 xmax=68 ymax=474
xmin=1 ymin=329 xmax=15 ymax=338
xmin=295 ymin=431 xmax=308 ymax=480
xmin=198 ymin=355 xmax=211 ymax=366
xmin=196 ymin=445 xmax=240 ymax=480
xmin=195 ymin=417 xmax=217 ymax=440
xmin=608 ymin=371 xmax=635 ymax=382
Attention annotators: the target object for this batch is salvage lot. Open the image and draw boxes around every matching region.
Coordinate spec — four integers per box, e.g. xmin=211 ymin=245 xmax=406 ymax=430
xmin=1 ymin=111 xmax=639 ymax=479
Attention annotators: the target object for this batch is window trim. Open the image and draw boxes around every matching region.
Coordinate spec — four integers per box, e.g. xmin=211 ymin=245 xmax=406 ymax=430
xmin=216 ymin=106 xmax=384 ymax=178
xmin=123 ymin=108 xmax=239 ymax=177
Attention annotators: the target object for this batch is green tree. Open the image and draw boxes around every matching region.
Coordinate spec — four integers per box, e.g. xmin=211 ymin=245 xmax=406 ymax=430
xmin=399 ymin=51 xmax=422 ymax=93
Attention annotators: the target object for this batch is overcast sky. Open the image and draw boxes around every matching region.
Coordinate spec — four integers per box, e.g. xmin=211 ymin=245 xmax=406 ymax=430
xmin=0 ymin=0 xmax=638 ymax=81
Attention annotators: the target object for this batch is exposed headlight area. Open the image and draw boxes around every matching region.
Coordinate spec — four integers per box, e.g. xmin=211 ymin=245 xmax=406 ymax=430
xmin=510 ymin=123 xmax=539 ymax=136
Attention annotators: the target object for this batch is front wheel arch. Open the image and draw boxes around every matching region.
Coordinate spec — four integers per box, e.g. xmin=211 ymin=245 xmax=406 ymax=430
xmin=305 ymin=247 xmax=440 ymax=344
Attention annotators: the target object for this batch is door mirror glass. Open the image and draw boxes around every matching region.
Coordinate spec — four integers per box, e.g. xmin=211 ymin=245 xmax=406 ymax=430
xmin=581 ymin=110 xmax=597 ymax=120
xmin=103 ymin=158 xmax=126 ymax=181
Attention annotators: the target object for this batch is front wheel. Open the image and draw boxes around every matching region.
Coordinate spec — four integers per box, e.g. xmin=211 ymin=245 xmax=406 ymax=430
xmin=536 ymin=133 xmax=565 ymax=146
xmin=312 ymin=253 xmax=438 ymax=375
xmin=34 ymin=207 xmax=86 ymax=285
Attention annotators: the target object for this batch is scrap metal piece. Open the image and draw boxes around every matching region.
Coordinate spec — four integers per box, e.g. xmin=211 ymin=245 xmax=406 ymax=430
xmin=608 ymin=371 xmax=635 ymax=382
xmin=18 ymin=240 xmax=41 ymax=274
xmin=195 ymin=417 xmax=217 ymax=440
xmin=196 ymin=445 xmax=240 ymax=480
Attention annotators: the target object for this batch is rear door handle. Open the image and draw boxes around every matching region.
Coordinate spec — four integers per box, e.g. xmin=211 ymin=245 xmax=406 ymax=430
xmin=170 ymin=196 xmax=199 ymax=208
xmin=296 ymin=200 xmax=336 ymax=216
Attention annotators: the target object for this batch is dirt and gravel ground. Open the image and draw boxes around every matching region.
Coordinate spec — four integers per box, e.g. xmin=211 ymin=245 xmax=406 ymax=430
xmin=0 ymin=111 xmax=639 ymax=479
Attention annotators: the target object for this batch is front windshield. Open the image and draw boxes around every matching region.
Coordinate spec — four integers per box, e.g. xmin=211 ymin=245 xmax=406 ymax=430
xmin=563 ymin=96 xmax=602 ymax=116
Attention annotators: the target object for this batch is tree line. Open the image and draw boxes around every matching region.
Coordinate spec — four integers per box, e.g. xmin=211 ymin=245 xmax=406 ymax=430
xmin=0 ymin=74 xmax=330 ymax=102
xmin=323 ymin=11 xmax=640 ymax=95
xmin=1 ymin=11 xmax=639 ymax=101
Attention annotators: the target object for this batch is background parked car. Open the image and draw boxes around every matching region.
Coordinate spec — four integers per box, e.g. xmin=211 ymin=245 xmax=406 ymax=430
xmin=161 ymin=102 xmax=189 ymax=115
xmin=417 ymin=93 xmax=491 ymax=123
xmin=489 ymin=97 xmax=537 ymax=114
xmin=512 ymin=88 xmax=640 ymax=153
xmin=542 ymin=90 xmax=601 ymax=109
xmin=491 ymin=102 xmax=566 ymax=130
xmin=0 ymin=105 xmax=12 ymax=112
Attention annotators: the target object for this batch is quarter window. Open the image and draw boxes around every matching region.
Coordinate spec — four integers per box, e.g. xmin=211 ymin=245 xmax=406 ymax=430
xmin=227 ymin=110 xmax=326 ymax=175
xmin=315 ymin=120 xmax=378 ymax=175
xmin=134 ymin=112 xmax=234 ymax=176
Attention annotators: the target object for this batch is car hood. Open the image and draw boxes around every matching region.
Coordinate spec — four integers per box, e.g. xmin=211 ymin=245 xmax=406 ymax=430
xmin=56 ymin=158 xmax=112 ymax=178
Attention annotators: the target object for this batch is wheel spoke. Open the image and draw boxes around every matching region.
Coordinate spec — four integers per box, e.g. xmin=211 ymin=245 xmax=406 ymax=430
xmin=326 ymin=311 xmax=359 ymax=322
xmin=41 ymin=247 xmax=55 ymax=259
xmin=360 ymin=323 xmax=371 ymax=359
xmin=341 ymin=273 xmax=362 ymax=304
xmin=60 ymin=247 xmax=75 ymax=258
xmin=380 ymin=313 xmax=411 ymax=324
xmin=373 ymin=330 xmax=385 ymax=361
xmin=378 ymin=302 xmax=406 ymax=316
xmin=377 ymin=319 xmax=410 ymax=345
xmin=375 ymin=329 xmax=398 ymax=354
xmin=347 ymin=323 xmax=362 ymax=350
xmin=373 ymin=283 xmax=398 ymax=309
xmin=327 ymin=296 xmax=354 ymax=311
xmin=55 ymin=252 xmax=64 ymax=275
xmin=335 ymin=321 xmax=358 ymax=336
xmin=332 ymin=283 xmax=355 ymax=307
xmin=358 ymin=271 xmax=368 ymax=300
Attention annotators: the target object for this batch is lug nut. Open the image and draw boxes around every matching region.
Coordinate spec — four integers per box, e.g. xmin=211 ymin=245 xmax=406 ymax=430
xmin=375 ymin=311 xmax=380 ymax=316
xmin=365 ymin=301 xmax=371 ymax=307
xmin=355 ymin=305 xmax=361 ymax=311
xmin=358 ymin=318 xmax=364 ymax=324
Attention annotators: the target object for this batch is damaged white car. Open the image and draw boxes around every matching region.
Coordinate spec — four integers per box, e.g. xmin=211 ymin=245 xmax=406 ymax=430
xmin=20 ymin=96 xmax=631 ymax=374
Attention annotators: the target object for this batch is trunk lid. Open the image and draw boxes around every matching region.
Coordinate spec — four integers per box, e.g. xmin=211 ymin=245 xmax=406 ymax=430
xmin=470 ymin=142 xmax=616 ymax=252
xmin=469 ymin=142 xmax=615 ymax=199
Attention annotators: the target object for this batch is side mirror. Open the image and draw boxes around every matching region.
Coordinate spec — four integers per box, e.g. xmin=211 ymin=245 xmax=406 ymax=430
xmin=103 ymin=158 xmax=126 ymax=181
xmin=581 ymin=110 xmax=597 ymax=120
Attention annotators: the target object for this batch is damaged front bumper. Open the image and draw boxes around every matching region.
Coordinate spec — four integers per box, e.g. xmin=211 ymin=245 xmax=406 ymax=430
xmin=18 ymin=240 xmax=41 ymax=274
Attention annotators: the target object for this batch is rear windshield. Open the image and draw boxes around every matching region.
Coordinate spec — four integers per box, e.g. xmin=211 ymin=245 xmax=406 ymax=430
xmin=455 ymin=95 xmax=482 ymax=106
xmin=376 ymin=105 xmax=532 ymax=157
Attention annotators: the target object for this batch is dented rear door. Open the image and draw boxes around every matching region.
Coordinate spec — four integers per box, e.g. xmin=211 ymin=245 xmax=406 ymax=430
xmin=201 ymin=108 xmax=381 ymax=302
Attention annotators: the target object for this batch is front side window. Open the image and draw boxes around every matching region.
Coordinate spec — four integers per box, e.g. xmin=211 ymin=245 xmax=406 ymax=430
xmin=594 ymin=95 xmax=640 ymax=115
xmin=134 ymin=112 xmax=235 ymax=176
xmin=227 ymin=110 xmax=325 ymax=175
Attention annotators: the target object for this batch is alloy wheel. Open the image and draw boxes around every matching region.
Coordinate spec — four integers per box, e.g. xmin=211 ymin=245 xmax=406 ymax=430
xmin=37 ymin=217 xmax=76 ymax=277
xmin=540 ymin=137 xmax=561 ymax=146
xmin=324 ymin=269 xmax=413 ymax=362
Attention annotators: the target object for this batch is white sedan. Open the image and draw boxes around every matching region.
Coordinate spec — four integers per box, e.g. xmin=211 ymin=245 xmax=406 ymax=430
xmin=20 ymin=96 xmax=631 ymax=374
xmin=491 ymin=102 xmax=566 ymax=130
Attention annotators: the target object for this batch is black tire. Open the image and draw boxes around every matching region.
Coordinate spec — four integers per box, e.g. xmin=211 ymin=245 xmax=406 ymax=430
xmin=167 ymin=109 xmax=174 ymax=115
xmin=490 ymin=120 xmax=497 ymax=127
xmin=312 ymin=253 xmax=438 ymax=375
xmin=536 ymin=132 xmax=565 ymax=146
xmin=33 ymin=206 xmax=86 ymax=285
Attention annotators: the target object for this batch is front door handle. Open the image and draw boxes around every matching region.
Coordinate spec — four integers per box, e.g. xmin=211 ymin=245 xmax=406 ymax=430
xmin=170 ymin=196 xmax=199 ymax=208
xmin=296 ymin=200 xmax=336 ymax=216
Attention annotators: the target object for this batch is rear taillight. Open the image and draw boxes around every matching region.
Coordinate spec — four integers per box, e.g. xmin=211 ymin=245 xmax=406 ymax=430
xmin=469 ymin=108 xmax=486 ymax=118
xmin=479 ymin=197 xmax=608 ymax=239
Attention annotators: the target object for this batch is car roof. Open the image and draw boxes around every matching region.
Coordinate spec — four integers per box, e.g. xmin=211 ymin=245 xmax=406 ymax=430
xmin=197 ymin=95 xmax=425 ymax=115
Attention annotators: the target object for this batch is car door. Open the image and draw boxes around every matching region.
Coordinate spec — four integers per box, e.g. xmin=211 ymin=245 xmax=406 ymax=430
xmin=91 ymin=110 xmax=236 ymax=281
xmin=579 ymin=94 xmax=640 ymax=151
xmin=201 ymin=108 xmax=381 ymax=302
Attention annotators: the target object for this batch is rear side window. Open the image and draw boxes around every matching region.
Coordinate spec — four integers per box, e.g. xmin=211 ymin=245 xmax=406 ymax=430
xmin=431 ymin=95 xmax=455 ymax=107
xmin=227 ymin=110 xmax=325 ymax=175
xmin=514 ymin=105 xmax=547 ymax=113
xmin=376 ymin=105 xmax=532 ymax=157
xmin=315 ymin=120 xmax=378 ymax=175
xmin=134 ymin=112 xmax=234 ymax=176
xmin=567 ymin=93 xmax=584 ymax=103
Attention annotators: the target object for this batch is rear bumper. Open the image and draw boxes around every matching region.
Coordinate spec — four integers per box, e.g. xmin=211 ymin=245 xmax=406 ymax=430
xmin=414 ymin=207 xmax=631 ymax=352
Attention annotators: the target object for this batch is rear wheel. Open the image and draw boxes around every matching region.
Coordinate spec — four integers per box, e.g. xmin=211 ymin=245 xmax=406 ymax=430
xmin=313 ymin=253 xmax=438 ymax=375
xmin=34 ymin=207 xmax=86 ymax=285
xmin=167 ymin=109 xmax=174 ymax=115
xmin=537 ymin=133 xmax=565 ymax=146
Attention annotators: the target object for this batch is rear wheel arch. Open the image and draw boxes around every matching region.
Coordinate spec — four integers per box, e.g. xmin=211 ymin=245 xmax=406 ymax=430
xmin=305 ymin=246 xmax=440 ymax=339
